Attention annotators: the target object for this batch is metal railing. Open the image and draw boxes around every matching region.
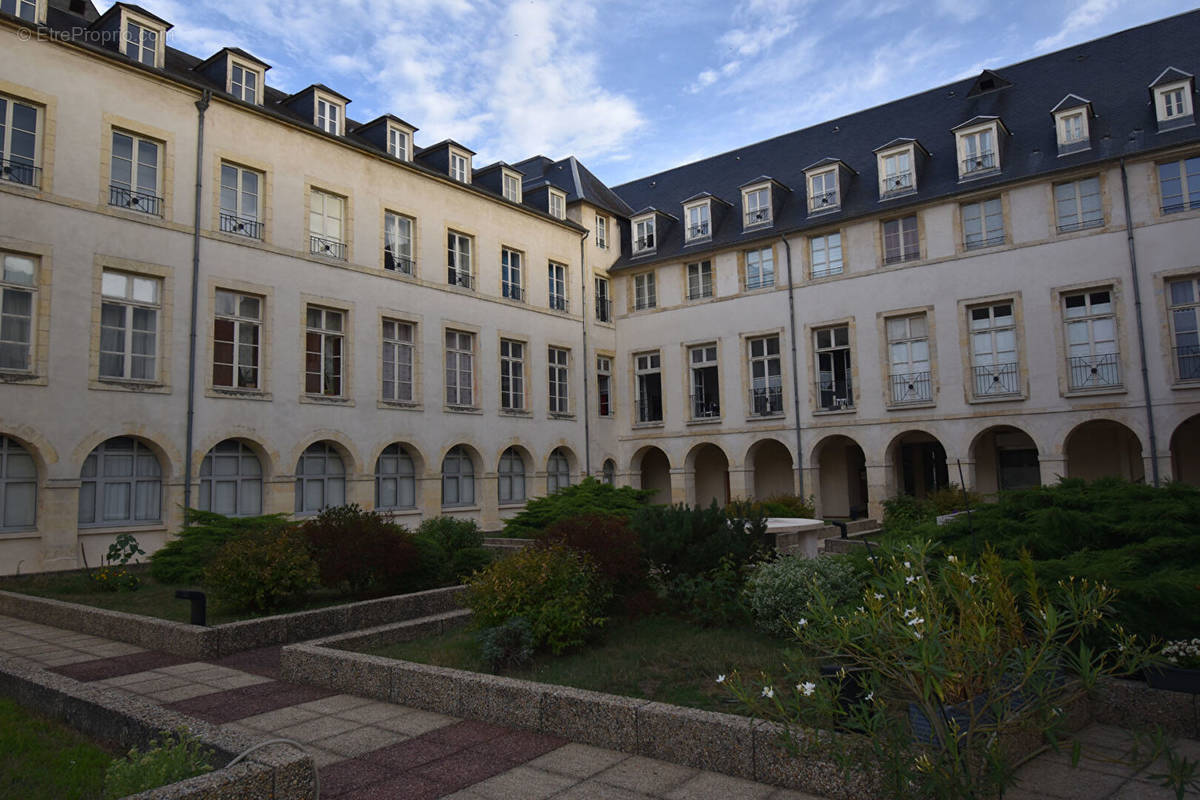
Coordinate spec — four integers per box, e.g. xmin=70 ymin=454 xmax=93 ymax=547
xmin=595 ymin=297 xmax=612 ymax=322
xmin=220 ymin=212 xmax=262 ymax=239
xmin=502 ymin=284 xmax=523 ymax=302
xmin=384 ymin=250 xmax=414 ymax=275
xmin=882 ymin=171 xmax=913 ymax=194
xmin=809 ymin=190 xmax=838 ymax=211
xmin=749 ymin=386 xmax=783 ymax=416
xmin=109 ymin=184 xmax=162 ymax=216
xmin=890 ymin=370 xmax=932 ymax=404
xmin=961 ymin=151 xmax=997 ymax=175
xmin=1174 ymin=345 xmax=1200 ymax=381
xmin=972 ymin=361 xmax=1020 ymax=396
xmin=634 ymin=234 xmax=655 ymax=252
xmin=817 ymin=375 xmax=854 ymax=411
xmin=635 ymin=398 xmax=663 ymax=424
xmin=549 ymin=295 xmax=569 ymax=313
xmin=310 ymin=234 xmax=346 ymax=260
xmin=745 ymin=208 xmax=771 ymax=226
xmin=1068 ymin=353 xmax=1120 ymax=389
xmin=690 ymin=393 xmax=720 ymax=419
xmin=1162 ymin=201 xmax=1195 ymax=215
xmin=688 ymin=222 xmax=710 ymax=239
xmin=1056 ymin=217 xmax=1104 ymax=234
xmin=965 ymin=233 xmax=1005 ymax=250
xmin=448 ymin=269 xmax=474 ymax=289
xmin=687 ymin=285 xmax=712 ymax=301
xmin=745 ymin=273 xmax=775 ymax=290
xmin=0 ymin=157 xmax=40 ymax=188
xmin=883 ymin=248 xmax=920 ymax=265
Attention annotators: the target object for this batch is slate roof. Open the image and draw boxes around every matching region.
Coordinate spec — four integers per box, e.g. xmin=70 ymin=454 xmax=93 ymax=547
xmin=608 ymin=9 xmax=1200 ymax=271
xmin=513 ymin=155 xmax=635 ymax=218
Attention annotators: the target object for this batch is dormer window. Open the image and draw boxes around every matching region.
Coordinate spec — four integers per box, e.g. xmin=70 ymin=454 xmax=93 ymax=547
xmin=388 ymin=126 xmax=411 ymax=161
xmin=449 ymin=150 xmax=470 ymax=182
xmin=229 ymin=60 xmax=260 ymax=104
xmin=316 ymin=95 xmax=342 ymax=136
xmin=502 ymin=171 xmax=522 ymax=203
xmin=633 ymin=216 xmax=656 ymax=254
xmin=743 ymin=186 xmax=771 ymax=227
xmin=123 ymin=16 xmax=163 ymax=67
xmin=807 ymin=169 xmax=839 ymax=213
xmin=954 ymin=118 xmax=1005 ymax=179
xmin=1152 ymin=72 xmax=1195 ymax=131
xmin=548 ymin=189 xmax=566 ymax=219
xmin=877 ymin=147 xmax=916 ymax=198
xmin=685 ymin=201 xmax=711 ymax=241
xmin=1059 ymin=111 xmax=1086 ymax=144
xmin=4 ymin=0 xmax=39 ymax=23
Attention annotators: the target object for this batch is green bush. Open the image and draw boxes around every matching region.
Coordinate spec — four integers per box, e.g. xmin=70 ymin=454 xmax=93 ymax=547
xmin=150 ymin=510 xmax=289 ymax=584
xmin=883 ymin=485 xmax=982 ymax=537
xmin=408 ymin=516 xmax=493 ymax=590
xmin=536 ymin=514 xmax=646 ymax=601
xmin=203 ymin=525 xmax=318 ymax=613
xmin=502 ymin=478 xmax=653 ymax=538
xmin=744 ymin=554 xmax=868 ymax=637
xmin=632 ymin=501 xmax=768 ymax=579
xmin=103 ymin=730 xmax=212 ymax=799
xmin=477 ymin=616 xmax=535 ymax=671
xmin=731 ymin=494 xmax=816 ymax=519
xmin=465 ymin=545 xmax=611 ymax=654
xmin=663 ymin=555 xmax=751 ymax=627
xmin=302 ymin=505 xmax=418 ymax=595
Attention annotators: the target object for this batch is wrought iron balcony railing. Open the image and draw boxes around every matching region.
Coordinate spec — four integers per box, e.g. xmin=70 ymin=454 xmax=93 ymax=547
xmin=883 ymin=248 xmax=920 ymax=265
xmin=1 ymin=157 xmax=40 ymax=188
xmin=1068 ymin=353 xmax=1120 ymax=390
xmin=965 ymin=233 xmax=1006 ymax=250
xmin=549 ymin=295 xmax=569 ymax=313
xmin=1056 ymin=217 xmax=1103 ymax=234
xmin=220 ymin=212 xmax=263 ymax=239
xmin=745 ymin=273 xmax=775 ymax=290
xmin=310 ymin=234 xmax=346 ymax=260
xmin=744 ymin=208 xmax=772 ymax=226
xmin=634 ymin=398 xmax=663 ymax=424
xmin=817 ymin=375 xmax=854 ymax=411
xmin=890 ymin=370 xmax=932 ymax=405
xmin=502 ymin=284 xmax=523 ymax=302
xmin=882 ymin=171 xmax=913 ymax=194
xmin=749 ymin=386 xmax=784 ymax=417
xmin=110 ymin=184 xmax=162 ymax=216
xmin=448 ymin=269 xmax=474 ymax=289
xmin=1175 ymin=345 xmax=1200 ymax=381
xmin=961 ymin=151 xmax=997 ymax=175
xmin=690 ymin=393 xmax=720 ymax=419
xmin=634 ymin=234 xmax=655 ymax=252
xmin=972 ymin=361 xmax=1020 ymax=396
xmin=809 ymin=190 xmax=839 ymax=211
xmin=688 ymin=222 xmax=710 ymax=239
xmin=595 ymin=297 xmax=612 ymax=322
xmin=384 ymin=250 xmax=414 ymax=275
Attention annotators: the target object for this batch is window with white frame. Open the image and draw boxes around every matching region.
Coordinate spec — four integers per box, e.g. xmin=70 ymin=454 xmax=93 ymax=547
xmin=957 ymin=124 xmax=998 ymax=177
xmin=1158 ymin=156 xmax=1200 ymax=214
xmin=962 ymin=197 xmax=1004 ymax=249
xmin=687 ymin=260 xmax=713 ymax=300
xmin=807 ymin=170 xmax=839 ymax=212
xmin=548 ymin=346 xmax=569 ymax=414
xmin=229 ymin=61 xmax=259 ymax=104
xmin=810 ymin=233 xmax=843 ymax=278
xmin=212 ymin=289 xmax=260 ymax=390
xmin=449 ymin=152 xmax=469 ymax=182
xmin=635 ymin=352 xmax=662 ymax=423
xmin=501 ymin=248 xmax=523 ymax=300
xmin=1054 ymin=177 xmax=1102 ymax=232
xmin=0 ymin=0 xmax=38 ymax=23
xmin=686 ymin=203 xmax=711 ymax=241
xmin=78 ymin=437 xmax=161 ymax=525
xmin=689 ymin=344 xmax=719 ymax=419
xmin=442 ymin=446 xmax=474 ymax=506
xmin=500 ymin=338 xmax=524 ymax=410
xmin=199 ymin=439 xmax=262 ymax=517
xmin=384 ymin=212 xmax=414 ymax=274
xmin=878 ymin=148 xmax=914 ymax=196
xmin=110 ymin=130 xmax=162 ymax=215
xmin=595 ymin=215 xmax=609 ymax=249
xmin=1168 ymin=276 xmax=1200 ymax=381
xmin=100 ymin=270 xmax=160 ymax=381
xmin=746 ymin=246 xmax=775 ymax=289
xmin=123 ymin=17 xmax=160 ymax=67
xmin=887 ymin=314 xmax=931 ymax=404
xmin=1063 ymin=290 xmax=1119 ymax=389
xmin=883 ymin=215 xmax=920 ymax=264
xmin=387 ymin=126 xmax=410 ymax=161
xmin=498 ymin=447 xmax=526 ymax=504
xmin=549 ymin=190 xmax=566 ymax=219
xmin=445 ymin=330 xmax=474 ymax=406
xmin=744 ymin=186 xmax=771 ymax=226
xmin=0 ymin=252 xmax=35 ymax=373
xmin=309 ymin=189 xmax=345 ymax=259
xmin=815 ymin=325 xmax=853 ymax=411
xmin=219 ymin=162 xmax=262 ymax=238
xmin=748 ymin=336 xmax=782 ymax=416
xmin=316 ymin=96 xmax=341 ymax=135
xmin=376 ymin=444 xmax=415 ymax=509
xmin=548 ymin=261 xmax=567 ymax=311
xmin=547 ymin=448 xmax=571 ymax=493
xmin=0 ymin=435 xmax=35 ymax=530
xmin=633 ymin=217 xmax=655 ymax=253
xmin=969 ymin=303 xmax=1020 ymax=397
xmin=633 ymin=272 xmax=656 ymax=310
xmin=502 ymin=172 xmax=521 ymax=203
xmin=304 ymin=305 xmax=343 ymax=396
xmin=595 ymin=276 xmax=611 ymax=322
xmin=447 ymin=231 xmax=472 ymax=288
xmin=596 ymin=355 xmax=612 ymax=416
xmin=295 ymin=442 xmax=345 ymax=513
xmin=1055 ymin=109 xmax=1089 ymax=152
xmin=1155 ymin=81 xmax=1194 ymax=125
xmin=0 ymin=93 xmax=42 ymax=188
xmin=382 ymin=318 xmax=414 ymax=403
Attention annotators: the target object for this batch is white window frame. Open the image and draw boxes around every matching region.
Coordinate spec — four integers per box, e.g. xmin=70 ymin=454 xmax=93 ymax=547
xmin=449 ymin=150 xmax=470 ymax=182
xmin=1157 ymin=156 xmax=1200 ymax=214
xmin=498 ymin=447 xmax=526 ymax=505
xmin=883 ymin=214 xmax=920 ymax=264
xmin=594 ymin=276 xmax=611 ymax=322
xmin=886 ymin=314 xmax=932 ymax=405
xmin=877 ymin=145 xmax=916 ymax=197
xmin=635 ymin=351 xmax=663 ymax=423
xmin=1 ymin=0 xmax=39 ymax=24
xmin=748 ymin=335 xmax=782 ymax=416
xmin=685 ymin=201 xmax=711 ymax=241
xmin=387 ymin=125 xmax=411 ymax=161
xmin=0 ymin=251 xmax=36 ymax=374
xmin=743 ymin=185 xmax=772 ymax=227
xmin=956 ymin=122 xmax=1000 ymax=178
xmin=315 ymin=93 xmax=343 ymax=136
xmin=633 ymin=272 xmax=656 ymax=311
xmin=0 ymin=435 xmax=36 ymax=531
xmin=381 ymin=318 xmax=415 ymax=403
xmin=1063 ymin=289 xmax=1119 ymax=390
xmin=745 ymin=246 xmax=775 ymax=290
xmin=501 ymin=247 xmax=523 ymax=301
xmin=309 ymin=189 xmax=345 ymax=258
xmin=441 ymin=446 xmax=475 ymax=507
xmin=595 ymin=215 xmax=608 ymax=249
xmin=199 ymin=439 xmax=262 ymax=517
xmin=1167 ymin=276 xmax=1200 ymax=382
xmin=227 ymin=58 xmax=261 ymax=105
xmin=445 ymin=329 xmax=475 ymax=407
xmin=502 ymin=170 xmax=522 ymax=203
xmin=219 ymin=162 xmax=262 ymax=238
xmin=109 ymin=130 xmax=162 ymax=215
xmin=295 ymin=442 xmax=345 ymax=514
xmin=689 ymin=343 xmax=720 ymax=419
xmin=1054 ymin=108 xmax=1090 ymax=152
xmin=686 ymin=260 xmax=713 ymax=300
xmin=500 ymin=338 xmax=525 ymax=411
xmin=548 ymin=346 xmax=570 ymax=414
xmin=447 ymin=230 xmax=473 ymax=288
xmin=962 ymin=197 xmax=1005 ymax=249
xmin=0 ymin=93 xmax=43 ymax=188
xmin=809 ymin=233 xmax=843 ymax=278
xmin=1155 ymin=80 xmax=1194 ymax=124
xmin=547 ymin=448 xmax=571 ymax=494
xmin=815 ymin=325 xmax=854 ymax=411
xmin=1054 ymin=177 xmax=1103 ymax=233
xmin=633 ymin=216 xmax=656 ymax=254
xmin=376 ymin=444 xmax=416 ymax=509
xmin=384 ymin=211 xmax=414 ymax=274
xmin=304 ymin=305 xmax=344 ymax=397
xmin=969 ymin=302 xmax=1020 ymax=397
xmin=99 ymin=270 xmax=160 ymax=382
xmin=79 ymin=437 xmax=161 ymax=525
xmin=806 ymin=169 xmax=839 ymax=213
xmin=596 ymin=355 xmax=612 ymax=417
xmin=549 ymin=189 xmax=566 ymax=219
xmin=212 ymin=288 xmax=261 ymax=390
xmin=121 ymin=12 xmax=163 ymax=68
xmin=549 ymin=261 xmax=568 ymax=312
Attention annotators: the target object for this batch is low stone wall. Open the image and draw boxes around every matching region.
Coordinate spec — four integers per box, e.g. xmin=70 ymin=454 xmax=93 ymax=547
xmin=0 ymin=655 xmax=314 ymax=799
xmin=1092 ymin=677 xmax=1200 ymax=738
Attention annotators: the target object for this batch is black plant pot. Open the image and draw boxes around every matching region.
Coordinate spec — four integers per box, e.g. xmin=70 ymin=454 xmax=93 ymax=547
xmin=1145 ymin=664 xmax=1200 ymax=694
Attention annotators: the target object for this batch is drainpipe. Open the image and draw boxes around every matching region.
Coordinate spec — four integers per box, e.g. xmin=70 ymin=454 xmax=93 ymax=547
xmin=1119 ymin=158 xmax=1160 ymax=485
xmin=579 ymin=229 xmax=592 ymax=476
xmin=183 ymin=90 xmax=211 ymax=517
xmin=779 ymin=234 xmax=804 ymax=497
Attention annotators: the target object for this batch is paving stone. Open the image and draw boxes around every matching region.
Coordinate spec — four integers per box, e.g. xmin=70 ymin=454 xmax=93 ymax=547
xmin=666 ymin=770 xmax=776 ymax=800
xmin=553 ymin=780 xmax=647 ymax=800
xmin=238 ymin=706 xmax=321 ymax=732
xmin=527 ymin=743 xmax=629 ymax=779
xmin=315 ymin=725 xmax=403 ymax=758
xmin=593 ymin=755 xmax=699 ymax=796
xmin=295 ymin=693 xmax=374 ymax=715
xmin=469 ymin=765 xmax=578 ymax=799
xmin=363 ymin=737 xmax=459 ymax=771
xmin=209 ymin=646 xmax=283 ymax=679
xmin=315 ymin=757 xmax=394 ymax=797
xmin=334 ymin=700 xmax=408 ymax=725
xmin=1010 ymin=758 xmax=1130 ymax=798
xmin=375 ymin=709 xmax=456 ymax=737
xmin=338 ymin=772 xmax=443 ymax=800
xmin=274 ymin=715 xmax=361 ymax=744
xmin=410 ymin=748 xmax=511 ymax=793
xmin=424 ymin=720 xmax=513 ymax=749
xmin=205 ymin=672 xmax=273 ymax=690
xmin=148 ymin=683 xmax=219 ymax=703
xmin=467 ymin=730 xmax=566 ymax=767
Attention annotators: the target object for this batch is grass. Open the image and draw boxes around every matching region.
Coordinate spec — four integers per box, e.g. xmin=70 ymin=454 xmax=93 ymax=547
xmin=0 ymin=696 xmax=116 ymax=800
xmin=369 ymin=614 xmax=792 ymax=714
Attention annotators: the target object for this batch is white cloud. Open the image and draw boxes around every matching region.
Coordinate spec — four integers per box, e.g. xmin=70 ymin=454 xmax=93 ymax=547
xmin=1035 ymin=0 xmax=1120 ymax=51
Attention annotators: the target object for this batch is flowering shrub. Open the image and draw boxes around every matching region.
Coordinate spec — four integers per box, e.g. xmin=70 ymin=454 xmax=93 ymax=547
xmin=744 ymin=554 xmax=867 ymax=637
xmin=92 ymin=534 xmax=145 ymax=592
xmin=1161 ymin=639 xmax=1200 ymax=669
xmin=204 ymin=525 xmax=319 ymax=612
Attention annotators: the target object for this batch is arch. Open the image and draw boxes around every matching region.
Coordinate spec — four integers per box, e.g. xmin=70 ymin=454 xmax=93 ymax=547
xmin=884 ymin=429 xmax=949 ymax=499
xmin=631 ymin=445 xmax=671 ymax=505
xmin=745 ymin=438 xmax=795 ymax=499
xmin=497 ymin=445 xmax=531 ymax=505
xmin=546 ymin=446 xmax=573 ymax=494
xmin=375 ymin=443 xmax=419 ymax=510
xmin=442 ymin=444 xmax=478 ymax=507
xmin=601 ymin=458 xmax=616 ymax=486
xmin=968 ymin=425 xmax=1040 ymax=495
xmin=198 ymin=438 xmax=264 ymax=517
xmin=193 ymin=429 xmax=276 ymax=480
xmin=686 ymin=442 xmax=729 ymax=508
xmin=0 ymin=435 xmax=37 ymax=530
xmin=78 ymin=436 xmax=164 ymax=526
xmin=285 ymin=431 xmax=361 ymax=478
xmin=811 ymin=434 xmax=868 ymax=519
xmin=1064 ymin=420 xmax=1144 ymax=482
xmin=0 ymin=425 xmax=56 ymax=474
xmin=1170 ymin=415 xmax=1200 ymax=487
xmin=294 ymin=441 xmax=346 ymax=514
xmin=72 ymin=426 xmax=180 ymax=481
xmin=366 ymin=439 xmax=427 ymax=478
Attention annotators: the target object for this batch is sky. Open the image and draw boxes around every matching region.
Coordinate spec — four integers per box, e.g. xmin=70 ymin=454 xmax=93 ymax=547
xmin=145 ymin=0 xmax=1189 ymax=187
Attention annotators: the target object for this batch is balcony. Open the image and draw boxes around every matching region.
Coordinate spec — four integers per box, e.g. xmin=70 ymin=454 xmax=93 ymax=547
xmin=220 ymin=212 xmax=263 ymax=240
xmin=1056 ymin=216 xmax=1104 ymax=234
xmin=961 ymin=151 xmax=997 ymax=176
xmin=109 ymin=184 xmax=162 ymax=216
xmin=881 ymin=171 xmax=913 ymax=196
xmin=502 ymin=284 xmax=523 ymax=302
xmin=749 ymin=386 xmax=783 ymax=417
xmin=595 ymin=297 xmax=613 ymax=323
xmin=309 ymin=234 xmax=346 ymax=260
xmin=0 ymin=157 xmax=40 ymax=188
xmin=1175 ymin=345 xmax=1200 ymax=381
xmin=634 ymin=234 xmax=655 ymax=253
xmin=1067 ymin=353 xmax=1120 ymax=390
xmin=549 ymin=295 xmax=569 ymax=313
xmin=883 ymin=248 xmax=921 ymax=265
xmin=384 ymin=250 xmax=414 ymax=275
xmin=635 ymin=398 xmax=663 ymax=424
xmin=972 ymin=361 xmax=1020 ymax=397
xmin=965 ymin=233 xmax=1006 ymax=250
xmin=890 ymin=370 xmax=932 ymax=405
xmin=690 ymin=392 xmax=720 ymax=420
xmin=745 ymin=273 xmax=775 ymax=291
xmin=744 ymin=207 xmax=772 ymax=226
xmin=448 ymin=269 xmax=474 ymax=290
xmin=687 ymin=222 xmax=710 ymax=240
xmin=817 ymin=375 xmax=854 ymax=411
xmin=808 ymin=190 xmax=839 ymax=212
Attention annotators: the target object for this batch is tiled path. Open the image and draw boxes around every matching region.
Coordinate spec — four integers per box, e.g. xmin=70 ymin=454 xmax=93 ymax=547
xmin=2 ymin=613 xmax=1198 ymax=799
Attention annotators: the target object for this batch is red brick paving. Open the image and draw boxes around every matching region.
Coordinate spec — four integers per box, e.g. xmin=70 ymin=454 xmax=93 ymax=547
xmin=209 ymin=646 xmax=283 ymax=679
xmin=163 ymin=680 xmax=335 ymax=724
xmin=49 ymin=650 xmax=190 ymax=682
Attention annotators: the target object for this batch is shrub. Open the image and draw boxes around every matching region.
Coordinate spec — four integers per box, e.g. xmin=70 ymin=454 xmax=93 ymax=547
xmin=731 ymin=494 xmax=816 ymax=519
xmin=465 ymin=545 xmax=610 ymax=654
xmin=302 ymin=505 xmax=418 ymax=595
xmin=417 ymin=515 xmax=484 ymax=550
xmin=502 ymin=477 xmax=653 ymax=538
xmin=663 ymin=555 xmax=751 ymax=627
xmin=477 ymin=616 xmax=535 ymax=671
xmin=745 ymin=554 xmax=867 ymax=637
xmin=407 ymin=516 xmax=493 ymax=590
xmin=103 ymin=730 xmax=213 ymax=799
xmin=203 ymin=524 xmax=318 ymax=613
xmin=632 ymin=501 xmax=768 ymax=579
xmin=536 ymin=514 xmax=646 ymax=599
xmin=927 ymin=483 xmax=983 ymax=516
xmin=150 ymin=510 xmax=290 ymax=585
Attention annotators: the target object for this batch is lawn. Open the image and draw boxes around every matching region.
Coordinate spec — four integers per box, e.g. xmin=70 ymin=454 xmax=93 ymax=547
xmin=368 ymin=614 xmax=792 ymax=714
xmin=0 ymin=696 xmax=116 ymax=800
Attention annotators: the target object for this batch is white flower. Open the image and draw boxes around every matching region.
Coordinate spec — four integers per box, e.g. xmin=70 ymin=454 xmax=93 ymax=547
xmin=913 ymin=631 xmax=923 ymax=640
xmin=968 ymin=575 xmax=978 ymax=584
xmin=799 ymin=681 xmax=816 ymax=697
xmin=907 ymin=616 xmax=925 ymax=627
xmin=716 ymin=674 xmax=726 ymax=684
xmin=903 ymin=607 xmax=915 ymax=618
xmin=865 ymin=691 xmax=875 ymax=702
xmin=873 ymin=592 xmax=884 ymax=601
xmin=905 ymin=575 xmax=917 ymax=585
xmin=904 ymin=561 xmax=911 ymax=568
xmin=856 ymin=606 xmax=865 ymax=613
xmin=947 ymin=554 xmax=957 ymax=563
xmin=762 ymin=686 xmax=775 ymax=699
xmin=796 ymin=618 xmax=808 ymax=627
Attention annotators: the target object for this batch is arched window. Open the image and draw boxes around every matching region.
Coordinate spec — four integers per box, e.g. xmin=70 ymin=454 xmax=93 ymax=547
xmin=602 ymin=459 xmax=616 ymax=486
xmin=442 ymin=446 xmax=475 ymax=506
xmin=376 ymin=444 xmax=416 ymax=509
xmin=79 ymin=437 xmax=161 ymax=525
xmin=295 ymin=442 xmax=345 ymax=514
xmin=547 ymin=448 xmax=571 ymax=494
xmin=498 ymin=447 xmax=526 ymax=505
xmin=199 ymin=439 xmax=262 ymax=517
xmin=0 ymin=436 xmax=36 ymax=529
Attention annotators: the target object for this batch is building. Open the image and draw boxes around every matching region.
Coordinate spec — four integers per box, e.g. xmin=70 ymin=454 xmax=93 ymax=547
xmin=0 ymin=0 xmax=1197 ymax=573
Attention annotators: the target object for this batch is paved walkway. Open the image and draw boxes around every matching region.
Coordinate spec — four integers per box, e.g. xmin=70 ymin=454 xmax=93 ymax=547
xmin=1 ymin=614 xmax=1197 ymax=799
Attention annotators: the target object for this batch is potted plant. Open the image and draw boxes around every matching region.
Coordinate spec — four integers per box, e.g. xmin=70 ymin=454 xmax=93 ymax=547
xmin=1146 ymin=639 xmax=1200 ymax=693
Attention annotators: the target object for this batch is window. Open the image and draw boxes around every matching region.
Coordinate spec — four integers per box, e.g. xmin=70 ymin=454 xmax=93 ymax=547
xmin=633 ymin=217 xmax=655 ymax=253
xmin=883 ymin=215 xmax=919 ymax=264
xmin=807 ymin=170 xmax=838 ymax=213
xmin=381 ymin=319 xmax=414 ymax=403
xmin=878 ymin=148 xmax=914 ymax=196
xmin=1158 ymin=157 xmax=1200 ymax=214
xmin=500 ymin=338 xmax=524 ymax=410
xmin=78 ymin=437 xmax=161 ymax=525
xmin=442 ymin=446 xmax=474 ymax=506
xmin=635 ymin=352 xmax=663 ymax=423
xmin=1054 ymin=177 xmax=1102 ymax=233
xmin=687 ymin=260 xmax=713 ymax=300
xmin=1055 ymin=109 xmax=1089 ymax=152
xmin=388 ymin=127 xmax=410 ymax=161
xmin=746 ymin=246 xmax=775 ymax=289
xmin=744 ymin=186 xmax=771 ymax=226
xmin=229 ymin=62 xmax=259 ymax=104
xmin=957 ymin=124 xmax=998 ymax=177
xmin=748 ymin=336 xmax=782 ymax=416
xmin=602 ymin=459 xmax=615 ymax=486
xmin=501 ymin=248 xmax=523 ymax=301
xmin=199 ymin=439 xmax=262 ymax=517
xmin=445 ymin=330 xmax=474 ymax=406
xmin=1155 ymin=81 xmax=1194 ymax=127
xmin=1063 ymin=290 xmax=1119 ymax=389
xmin=547 ymin=448 xmax=571 ymax=494
xmin=384 ymin=212 xmax=414 ymax=274
xmin=309 ymin=189 xmax=345 ymax=259
xmin=449 ymin=152 xmax=469 ymax=182
xmin=304 ymin=306 xmax=343 ymax=396
xmin=686 ymin=203 xmax=710 ymax=241
xmin=0 ymin=94 xmax=42 ymax=188
xmin=689 ymin=344 xmax=719 ymax=419
xmin=549 ymin=190 xmax=566 ymax=219
xmin=123 ymin=18 xmax=159 ymax=67
xmin=447 ymin=231 xmax=472 ymax=288
xmin=100 ymin=270 xmax=160 ymax=381
xmin=0 ymin=0 xmax=37 ymax=22
xmin=597 ymin=356 xmax=612 ymax=416
xmin=219 ymin=162 xmax=262 ymax=238
xmin=548 ymin=346 xmax=569 ymax=414
xmin=0 ymin=252 xmax=35 ymax=372
xmin=212 ymin=289 xmax=260 ymax=390
xmin=596 ymin=215 xmax=608 ymax=249
xmin=962 ymin=197 xmax=1004 ymax=249
xmin=502 ymin=172 xmax=521 ymax=203
xmin=316 ymin=96 xmax=341 ymax=135
xmin=633 ymin=272 xmax=656 ymax=311
xmin=810 ymin=233 xmax=843 ymax=278
xmin=376 ymin=444 xmax=416 ymax=509
xmin=887 ymin=315 xmax=931 ymax=404
xmin=548 ymin=262 xmax=567 ymax=311
xmin=295 ymin=442 xmax=344 ymax=513
xmin=1168 ymin=276 xmax=1200 ymax=381
xmin=815 ymin=325 xmax=853 ymax=411
xmin=595 ymin=277 xmax=611 ymax=322
xmin=970 ymin=303 xmax=1020 ymax=397
xmin=0 ymin=436 xmax=35 ymax=530
xmin=498 ymin=447 xmax=525 ymax=505
xmin=110 ymin=131 xmax=161 ymax=215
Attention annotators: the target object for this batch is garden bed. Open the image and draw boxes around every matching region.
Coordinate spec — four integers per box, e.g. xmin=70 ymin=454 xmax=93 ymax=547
xmin=0 ymin=695 xmax=117 ymax=800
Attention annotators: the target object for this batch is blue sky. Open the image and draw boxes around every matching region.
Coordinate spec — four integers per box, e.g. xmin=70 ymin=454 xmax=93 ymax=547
xmin=147 ymin=0 xmax=1188 ymax=186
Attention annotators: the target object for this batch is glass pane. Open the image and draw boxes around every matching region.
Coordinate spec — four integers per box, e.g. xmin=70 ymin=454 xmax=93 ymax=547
xmin=102 ymin=272 xmax=128 ymax=298
xmin=2 ymin=255 xmax=35 ymax=286
xmin=103 ymin=482 xmax=130 ymax=521
xmin=132 ymin=277 xmax=158 ymax=304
